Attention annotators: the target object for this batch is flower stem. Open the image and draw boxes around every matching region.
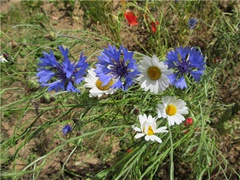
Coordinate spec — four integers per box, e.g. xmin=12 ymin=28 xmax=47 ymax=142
xmin=168 ymin=124 xmax=174 ymax=180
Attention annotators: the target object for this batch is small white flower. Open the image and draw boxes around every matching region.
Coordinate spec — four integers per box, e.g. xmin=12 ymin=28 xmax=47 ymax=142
xmin=156 ymin=96 xmax=188 ymax=126
xmin=136 ymin=55 xmax=172 ymax=94
xmin=132 ymin=114 xmax=168 ymax=143
xmin=84 ymin=68 xmax=116 ymax=98
xmin=0 ymin=54 xmax=8 ymax=63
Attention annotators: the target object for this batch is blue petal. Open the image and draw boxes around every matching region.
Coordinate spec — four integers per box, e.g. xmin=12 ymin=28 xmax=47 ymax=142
xmin=122 ymin=45 xmax=134 ymax=63
xmin=74 ymin=77 xmax=84 ymax=85
xmin=111 ymin=79 xmax=122 ymax=89
xmin=58 ymin=46 xmax=75 ymax=79
xmin=67 ymin=81 xmax=80 ymax=92
xmin=94 ymin=67 xmax=103 ymax=76
xmin=188 ymin=48 xmax=205 ymax=69
xmin=99 ymin=75 xmax=112 ymax=86
xmin=95 ymin=64 xmax=111 ymax=75
xmin=176 ymin=46 xmax=190 ymax=61
xmin=107 ymin=45 xmax=120 ymax=60
xmin=36 ymin=69 xmax=55 ymax=83
xmin=167 ymin=73 xmax=178 ymax=84
xmin=38 ymin=51 xmax=58 ymax=68
xmin=97 ymin=46 xmax=117 ymax=66
xmin=190 ymin=70 xmax=204 ymax=81
xmin=63 ymin=59 xmax=74 ymax=79
xmin=74 ymin=69 xmax=86 ymax=84
xmin=174 ymin=76 xmax=187 ymax=89
xmin=124 ymin=77 xmax=134 ymax=90
xmin=166 ymin=50 xmax=178 ymax=68
xmin=47 ymin=80 xmax=65 ymax=92
xmin=98 ymin=53 xmax=111 ymax=65
xmin=75 ymin=52 xmax=88 ymax=68
xmin=59 ymin=45 xmax=69 ymax=59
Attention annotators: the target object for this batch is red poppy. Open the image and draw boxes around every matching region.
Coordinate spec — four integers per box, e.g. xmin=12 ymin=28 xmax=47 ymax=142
xmin=124 ymin=11 xmax=138 ymax=26
xmin=150 ymin=21 xmax=159 ymax=33
xmin=183 ymin=117 xmax=193 ymax=126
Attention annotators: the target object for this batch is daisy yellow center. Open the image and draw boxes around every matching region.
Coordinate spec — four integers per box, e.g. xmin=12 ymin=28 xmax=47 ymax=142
xmin=96 ymin=79 xmax=113 ymax=91
xmin=166 ymin=104 xmax=177 ymax=116
xmin=144 ymin=126 xmax=154 ymax=135
xmin=147 ymin=66 xmax=162 ymax=80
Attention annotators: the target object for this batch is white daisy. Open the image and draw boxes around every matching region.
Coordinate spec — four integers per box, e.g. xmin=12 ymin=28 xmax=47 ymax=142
xmin=84 ymin=68 xmax=116 ymax=98
xmin=136 ymin=55 xmax=172 ymax=94
xmin=132 ymin=114 xmax=168 ymax=143
xmin=156 ymin=96 xmax=188 ymax=126
xmin=0 ymin=54 xmax=8 ymax=63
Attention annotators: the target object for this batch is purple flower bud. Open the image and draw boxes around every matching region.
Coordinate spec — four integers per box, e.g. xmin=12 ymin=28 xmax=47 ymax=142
xmin=62 ymin=124 xmax=72 ymax=135
xmin=188 ymin=18 xmax=197 ymax=29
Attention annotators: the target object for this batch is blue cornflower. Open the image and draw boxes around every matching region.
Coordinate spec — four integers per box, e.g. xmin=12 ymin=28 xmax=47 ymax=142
xmin=37 ymin=46 xmax=88 ymax=92
xmin=165 ymin=46 xmax=205 ymax=89
xmin=62 ymin=124 xmax=72 ymax=135
xmin=95 ymin=45 xmax=140 ymax=90
xmin=188 ymin=18 xmax=197 ymax=29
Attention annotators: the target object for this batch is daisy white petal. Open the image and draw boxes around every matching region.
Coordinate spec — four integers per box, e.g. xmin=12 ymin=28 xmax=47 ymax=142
xmin=131 ymin=125 xmax=142 ymax=132
xmin=144 ymin=135 xmax=150 ymax=141
xmin=146 ymin=135 xmax=162 ymax=143
xmin=137 ymin=55 xmax=173 ymax=94
xmin=132 ymin=114 xmax=168 ymax=143
xmin=135 ymin=133 xmax=145 ymax=139
xmin=155 ymin=126 xmax=168 ymax=133
xmin=156 ymin=96 xmax=188 ymax=126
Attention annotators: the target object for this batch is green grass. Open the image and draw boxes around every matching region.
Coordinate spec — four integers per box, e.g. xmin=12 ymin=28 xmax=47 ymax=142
xmin=1 ymin=0 xmax=239 ymax=179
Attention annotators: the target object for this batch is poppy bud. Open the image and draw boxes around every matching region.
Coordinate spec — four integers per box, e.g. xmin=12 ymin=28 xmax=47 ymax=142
xmin=183 ymin=117 xmax=193 ymax=126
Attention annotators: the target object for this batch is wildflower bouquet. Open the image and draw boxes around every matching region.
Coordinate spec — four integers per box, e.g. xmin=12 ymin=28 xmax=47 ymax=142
xmin=36 ymin=44 xmax=206 ymax=179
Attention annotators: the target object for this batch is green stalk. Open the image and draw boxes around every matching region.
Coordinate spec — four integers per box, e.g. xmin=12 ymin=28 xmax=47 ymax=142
xmin=168 ymin=125 xmax=174 ymax=180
